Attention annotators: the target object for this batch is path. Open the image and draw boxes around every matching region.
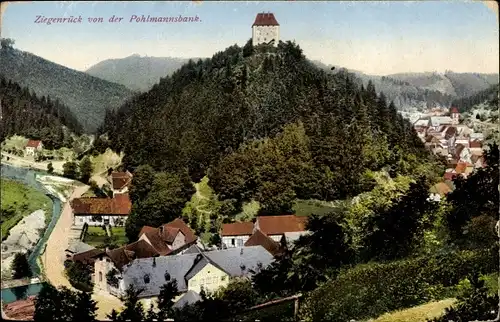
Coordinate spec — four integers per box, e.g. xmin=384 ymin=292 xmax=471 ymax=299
xmin=41 ymin=183 xmax=123 ymax=320
xmin=1 ymin=152 xmax=65 ymax=173
xmin=194 ymin=183 xmax=212 ymax=215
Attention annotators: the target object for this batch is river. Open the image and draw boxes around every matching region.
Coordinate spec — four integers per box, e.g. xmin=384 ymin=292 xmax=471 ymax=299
xmin=1 ymin=164 xmax=63 ymax=276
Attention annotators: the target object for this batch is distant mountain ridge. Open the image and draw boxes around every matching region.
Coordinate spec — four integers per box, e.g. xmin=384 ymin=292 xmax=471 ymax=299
xmin=312 ymin=61 xmax=498 ymax=111
xmin=86 ymin=55 xmax=204 ymax=92
xmin=0 ymin=45 xmax=134 ymax=133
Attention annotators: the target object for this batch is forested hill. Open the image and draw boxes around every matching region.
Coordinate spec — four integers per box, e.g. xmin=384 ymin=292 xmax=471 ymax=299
xmin=86 ymin=55 xmax=199 ymax=92
xmin=0 ymin=40 xmax=134 ymax=133
xmin=451 ymin=84 xmax=499 ymax=113
xmin=0 ymin=75 xmax=82 ymax=148
xmin=101 ymin=40 xmax=437 ymax=209
xmin=313 ymin=61 xmax=498 ymax=111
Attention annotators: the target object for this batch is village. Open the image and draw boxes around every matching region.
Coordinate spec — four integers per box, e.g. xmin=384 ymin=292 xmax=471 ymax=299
xmin=1 ymin=4 xmax=498 ymax=321
xmin=412 ymin=107 xmax=488 ymax=201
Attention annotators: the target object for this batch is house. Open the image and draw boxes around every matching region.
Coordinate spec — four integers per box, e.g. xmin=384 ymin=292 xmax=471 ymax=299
xmin=65 ymin=240 xmax=95 ymax=260
xmin=25 ymin=140 xmax=43 ymax=156
xmin=429 ymin=116 xmax=453 ymax=131
xmin=109 ymin=171 xmax=133 ymax=196
xmin=469 ymin=139 xmax=483 ymax=154
xmin=138 ymin=218 xmax=198 ymax=256
xmin=71 ymin=193 xmax=132 ymax=226
xmin=429 ymin=182 xmax=453 ymax=202
xmin=244 ymin=229 xmax=283 ymax=256
xmin=221 ymin=215 xmax=309 ymax=249
xmin=221 ymin=222 xmax=254 ymax=248
xmin=469 ymin=132 xmax=484 ymax=141
xmin=450 ymin=107 xmax=460 ymax=125
xmin=93 ymin=245 xmax=273 ymax=300
xmin=252 ymin=12 xmax=280 ymax=46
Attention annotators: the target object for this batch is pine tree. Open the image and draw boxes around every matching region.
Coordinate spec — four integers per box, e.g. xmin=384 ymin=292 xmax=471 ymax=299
xmin=11 ymin=252 xmax=32 ymax=279
xmin=79 ymin=156 xmax=93 ymax=183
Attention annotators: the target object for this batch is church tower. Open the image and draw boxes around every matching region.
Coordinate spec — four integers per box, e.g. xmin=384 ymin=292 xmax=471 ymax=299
xmin=252 ymin=12 xmax=280 ymax=46
xmin=450 ymin=107 xmax=460 ymax=125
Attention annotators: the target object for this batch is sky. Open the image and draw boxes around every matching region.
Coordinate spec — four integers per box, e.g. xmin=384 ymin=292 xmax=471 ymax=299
xmin=1 ymin=1 xmax=498 ymax=75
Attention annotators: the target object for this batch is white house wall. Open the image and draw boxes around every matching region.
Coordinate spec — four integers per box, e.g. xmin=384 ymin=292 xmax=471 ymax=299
xmin=74 ymin=215 xmax=127 ymax=227
xmin=222 ymin=235 xmax=249 ymax=248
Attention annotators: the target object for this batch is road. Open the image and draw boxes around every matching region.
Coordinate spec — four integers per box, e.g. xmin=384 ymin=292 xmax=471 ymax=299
xmin=1 ymin=152 xmax=65 ymax=173
xmin=41 ymin=183 xmax=124 ymax=319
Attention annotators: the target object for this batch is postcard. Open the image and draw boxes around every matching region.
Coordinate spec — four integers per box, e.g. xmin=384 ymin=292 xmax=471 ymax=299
xmin=0 ymin=1 xmax=499 ymax=321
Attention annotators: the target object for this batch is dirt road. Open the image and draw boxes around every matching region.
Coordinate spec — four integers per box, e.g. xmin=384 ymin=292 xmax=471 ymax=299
xmin=41 ymin=184 xmax=123 ymax=319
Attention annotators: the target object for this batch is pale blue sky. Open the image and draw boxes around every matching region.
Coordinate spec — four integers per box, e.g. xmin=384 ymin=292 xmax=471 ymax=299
xmin=1 ymin=1 xmax=498 ymax=75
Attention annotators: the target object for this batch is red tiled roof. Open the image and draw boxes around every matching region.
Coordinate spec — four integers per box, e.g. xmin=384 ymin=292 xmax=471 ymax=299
xmin=106 ymin=239 xmax=159 ymax=270
xmin=252 ymin=12 xmax=279 ymax=26
xmin=221 ymin=222 xmax=254 ymax=236
xmin=26 ymin=140 xmax=41 ymax=148
xmin=444 ymin=172 xmax=457 ymax=181
xmin=450 ymin=107 xmax=459 ymax=114
xmin=470 ymin=140 xmax=482 ymax=148
xmin=72 ymin=248 xmax=105 ymax=265
xmin=257 ymin=215 xmax=308 ymax=235
xmin=71 ymin=194 xmax=132 ymax=216
xmin=244 ymin=229 xmax=282 ymax=256
xmin=430 ymin=182 xmax=452 ymax=196
xmin=138 ymin=218 xmax=197 ymax=256
xmin=111 ymin=171 xmax=133 ymax=190
xmin=455 ymin=162 xmax=467 ymax=174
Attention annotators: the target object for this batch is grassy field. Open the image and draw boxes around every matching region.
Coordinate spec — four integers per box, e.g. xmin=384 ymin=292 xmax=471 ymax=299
xmin=293 ymin=199 xmax=338 ymax=217
xmin=370 ymin=299 xmax=456 ymax=322
xmin=83 ymin=225 xmax=128 ymax=248
xmin=0 ymin=179 xmax=53 ymax=240
xmin=110 ymin=227 xmax=128 ymax=246
xmin=90 ymin=148 xmax=123 ymax=175
xmin=83 ymin=226 xmax=108 ymax=247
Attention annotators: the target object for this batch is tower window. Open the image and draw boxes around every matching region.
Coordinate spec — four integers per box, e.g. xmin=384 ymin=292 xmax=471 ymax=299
xmin=144 ymin=274 xmax=150 ymax=284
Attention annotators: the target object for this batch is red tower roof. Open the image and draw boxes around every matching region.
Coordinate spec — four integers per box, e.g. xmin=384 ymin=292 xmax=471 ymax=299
xmin=252 ymin=13 xmax=279 ymax=26
xmin=450 ymin=107 xmax=459 ymax=114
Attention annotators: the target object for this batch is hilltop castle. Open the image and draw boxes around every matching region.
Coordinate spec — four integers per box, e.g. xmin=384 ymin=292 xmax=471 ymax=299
xmin=252 ymin=12 xmax=280 ymax=46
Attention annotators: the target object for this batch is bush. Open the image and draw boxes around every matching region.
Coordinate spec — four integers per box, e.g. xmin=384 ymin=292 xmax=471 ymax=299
xmin=65 ymin=261 xmax=93 ymax=292
xmin=299 ymin=248 xmax=498 ymax=322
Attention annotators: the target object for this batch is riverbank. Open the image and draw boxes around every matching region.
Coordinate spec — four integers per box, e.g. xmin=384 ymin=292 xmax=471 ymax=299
xmin=1 ymin=164 xmax=78 ymax=278
xmin=0 ymin=178 xmax=52 ymax=241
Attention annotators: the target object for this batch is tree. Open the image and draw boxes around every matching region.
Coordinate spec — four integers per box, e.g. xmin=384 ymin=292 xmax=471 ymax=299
xmin=446 ymin=143 xmax=499 ymax=243
xmin=129 ymin=165 xmax=155 ymax=204
xmin=156 ymin=279 xmax=180 ymax=320
xmin=11 ymin=252 xmax=32 ymax=279
xmin=65 ymin=261 xmax=93 ymax=292
xmin=126 ymin=170 xmax=195 ymax=240
xmin=0 ymin=38 xmax=15 ymax=49
xmin=34 ymin=284 xmax=97 ymax=322
xmin=63 ymin=161 xmax=79 ymax=180
xmin=361 ymin=176 xmax=436 ymax=261
xmin=79 ymin=156 xmax=93 ymax=183
xmin=47 ymin=162 xmax=54 ymax=174
xmin=428 ymin=274 xmax=498 ymax=322
xmin=107 ymin=285 xmax=145 ymax=322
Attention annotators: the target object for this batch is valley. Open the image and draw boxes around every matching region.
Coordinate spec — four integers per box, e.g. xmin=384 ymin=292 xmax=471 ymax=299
xmin=0 ymin=2 xmax=499 ymax=322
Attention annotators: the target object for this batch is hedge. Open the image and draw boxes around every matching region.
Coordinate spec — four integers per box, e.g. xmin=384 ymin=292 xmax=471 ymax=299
xmin=299 ymin=247 xmax=498 ymax=322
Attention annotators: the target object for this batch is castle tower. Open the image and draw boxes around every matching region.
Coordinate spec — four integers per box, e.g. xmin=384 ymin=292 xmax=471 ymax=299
xmin=450 ymin=107 xmax=460 ymax=125
xmin=252 ymin=12 xmax=280 ymax=46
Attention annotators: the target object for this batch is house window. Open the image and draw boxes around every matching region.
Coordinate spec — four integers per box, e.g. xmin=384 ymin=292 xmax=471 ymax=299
xmin=221 ymin=276 xmax=226 ymax=281
xmin=99 ymin=272 xmax=103 ymax=282
xmin=231 ymin=238 xmax=235 ymax=246
xmin=164 ymin=271 xmax=170 ymax=281
xmin=144 ymin=274 xmax=150 ymax=284
xmin=237 ymin=239 xmax=244 ymax=247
